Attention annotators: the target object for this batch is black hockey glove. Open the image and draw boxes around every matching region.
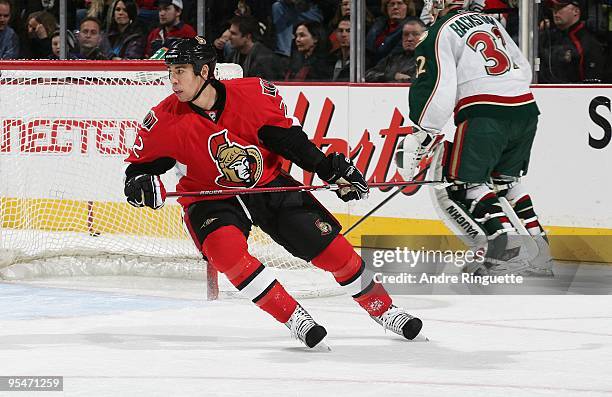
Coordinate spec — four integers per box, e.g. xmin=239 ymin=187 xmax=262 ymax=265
xmin=315 ymin=153 xmax=369 ymax=202
xmin=124 ymin=174 xmax=166 ymax=210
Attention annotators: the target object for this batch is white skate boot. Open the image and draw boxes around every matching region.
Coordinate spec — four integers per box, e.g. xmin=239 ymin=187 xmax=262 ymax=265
xmin=481 ymin=234 xmax=531 ymax=276
xmin=285 ymin=304 xmax=327 ymax=348
xmin=522 ymin=235 xmax=554 ymax=277
xmin=371 ymin=305 xmax=423 ymax=340
xmin=462 ymin=258 xmax=489 ymax=276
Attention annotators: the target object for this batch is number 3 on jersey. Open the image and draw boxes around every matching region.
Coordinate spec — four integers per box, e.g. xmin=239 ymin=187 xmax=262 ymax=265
xmin=466 ymin=27 xmax=511 ymax=76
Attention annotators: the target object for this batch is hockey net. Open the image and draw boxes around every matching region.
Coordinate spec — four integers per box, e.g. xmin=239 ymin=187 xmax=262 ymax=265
xmin=0 ymin=61 xmax=340 ymax=299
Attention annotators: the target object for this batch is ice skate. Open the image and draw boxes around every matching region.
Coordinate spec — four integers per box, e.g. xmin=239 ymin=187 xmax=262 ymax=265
xmin=479 ymin=234 xmax=531 ymax=276
xmin=285 ymin=304 xmax=327 ymax=349
xmin=521 ymin=235 xmax=554 ymax=277
xmin=462 ymin=259 xmax=489 ymax=276
xmin=371 ymin=304 xmax=423 ymax=340
xmin=486 ymin=258 xmax=531 ymax=276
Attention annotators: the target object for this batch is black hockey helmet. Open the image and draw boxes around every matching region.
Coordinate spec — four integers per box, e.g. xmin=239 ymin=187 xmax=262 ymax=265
xmin=165 ymin=36 xmax=217 ymax=79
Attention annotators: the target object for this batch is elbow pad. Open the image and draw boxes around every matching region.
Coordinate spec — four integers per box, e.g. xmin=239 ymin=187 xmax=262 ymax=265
xmin=258 ymin=125 xmax=326 ymax=172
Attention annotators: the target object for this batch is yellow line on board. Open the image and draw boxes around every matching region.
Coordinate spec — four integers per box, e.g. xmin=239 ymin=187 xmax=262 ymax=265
xmin=2 ymin=198 xmax=611 ymax=263
xmin=336 ymin=214 xmax=612 ymax=264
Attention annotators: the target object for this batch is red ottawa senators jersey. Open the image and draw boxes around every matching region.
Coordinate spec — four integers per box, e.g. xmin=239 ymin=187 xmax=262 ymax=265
xmin=126 ymin=78 xmax=297 ymax=208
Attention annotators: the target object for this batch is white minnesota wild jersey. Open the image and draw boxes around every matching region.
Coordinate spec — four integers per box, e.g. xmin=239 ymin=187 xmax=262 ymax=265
xmin=409 ymin=9 xmax=539 ymax=133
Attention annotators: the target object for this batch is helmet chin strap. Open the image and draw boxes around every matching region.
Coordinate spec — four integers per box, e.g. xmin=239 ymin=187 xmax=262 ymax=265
xmin=189 ymin=77 xmax=211 ymax=104
xmin=189 ymin=66 xmax=212 ymax=104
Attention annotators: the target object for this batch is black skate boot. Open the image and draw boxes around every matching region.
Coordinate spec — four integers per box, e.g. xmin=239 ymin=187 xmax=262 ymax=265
xmin=371 ymin=304 xmax=423 ymax=340
xmin=285 ymin=304 xmax=327 ymax=348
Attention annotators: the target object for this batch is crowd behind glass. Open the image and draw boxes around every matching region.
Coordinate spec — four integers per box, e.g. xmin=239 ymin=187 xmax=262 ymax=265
xmin=0 ymin=0 xmax=610 ymax=83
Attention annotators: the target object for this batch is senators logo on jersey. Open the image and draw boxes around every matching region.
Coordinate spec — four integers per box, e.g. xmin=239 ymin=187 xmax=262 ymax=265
xmin=208 ymin=130 xmax=263 ymax=188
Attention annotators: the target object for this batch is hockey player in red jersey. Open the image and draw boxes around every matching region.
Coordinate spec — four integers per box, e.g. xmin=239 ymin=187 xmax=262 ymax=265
xmin=124 ymin=37 xmax=423 ymax=349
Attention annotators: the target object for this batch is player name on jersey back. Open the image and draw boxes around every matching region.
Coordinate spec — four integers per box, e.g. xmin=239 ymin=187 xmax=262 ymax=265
xmin=448 ymin=13 xmax=500 ymax=38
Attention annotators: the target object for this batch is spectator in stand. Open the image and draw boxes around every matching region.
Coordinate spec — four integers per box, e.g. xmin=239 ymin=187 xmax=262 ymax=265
xmin=106 ymin=0 xmax=146 ymax=59
xmin=365 ymin=17 xmax=424 ymax=82
xmin=0 ymin=0 xmax=19 ymax=59
xmin=330 ymin=16 xmax=350 ymax=81
xmin=76 ymin=0 xmax=112 ymax=28
xmin=178 ymin=0 xmax=195 ymax=28
xmin=328 ymin=0 xmax=375 ymax=53
xmin=206 ymin=1 xmax=240 ymax=48
xmin=245 ymin=0 xmax=276 ymax=23
xmin=366 ymin=0 xmax=416 ymax=63
xmin=49 ymin=29 xmax=60 ymax=58
xmin=328 ymin=0 xmax=350 ymax=53
xmin=25 ymin=10 xmax=57 ymax=58
xmin=76 ymin=16 xmax=111 ymax=59
xmin=213 ymin=27 xmax=232 ymax=62
xmin=272 ymin=0 xmax=323 ymax=57
xmin=7 ymin=1 xmax=29 ymax=58
xmin=135 ymin=0 xmax=158 ymax=29
xmin=235 ymin=0 xmax=251 ymax=16
xmin=144 ymin=0 xmax=196 ymax=58
xmin=285 ymin=20 xmax=332 ymax=81
xmin=210 ymin=1 xmax=274 ymax=60
xmin=48 ymin=30 xmax=79 ymax=59
xmin=227 ymin=15 xmax=284 ymax=80
xmin=25 ymin=0 xmax=77 ymax=30
xmin=539 ymin=0 xmax=605 ymax=83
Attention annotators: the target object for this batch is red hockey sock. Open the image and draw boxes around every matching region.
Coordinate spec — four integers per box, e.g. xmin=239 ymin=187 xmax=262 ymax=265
xmin=254 ymin=282 xmax=297 ymax=323
xmin=202 ymin=226 xmax=297 ymax=323
xmin=353 ymin=283 xmax=393 ymax=317
xmin=312 ymin=235 xmax=392 ymax=317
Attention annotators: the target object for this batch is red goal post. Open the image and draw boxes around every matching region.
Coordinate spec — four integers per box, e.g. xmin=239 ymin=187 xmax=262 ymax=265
xmin=0 ymin=60 xmax=340 ymax=300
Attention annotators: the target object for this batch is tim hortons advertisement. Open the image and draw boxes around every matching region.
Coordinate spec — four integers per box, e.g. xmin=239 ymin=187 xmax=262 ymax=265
xmin=0 ymin=81 xmax=610 ymax=232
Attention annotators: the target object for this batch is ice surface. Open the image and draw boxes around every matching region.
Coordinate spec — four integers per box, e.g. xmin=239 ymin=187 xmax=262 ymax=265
xmin=1 ymin=266 xmax=611 ymax=397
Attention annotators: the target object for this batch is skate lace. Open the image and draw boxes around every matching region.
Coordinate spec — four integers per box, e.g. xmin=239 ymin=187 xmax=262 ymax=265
xmin=288 ymin=305 xmax=315 ymax=342
xmin=378 ymin=305 xmax=413 ymax=335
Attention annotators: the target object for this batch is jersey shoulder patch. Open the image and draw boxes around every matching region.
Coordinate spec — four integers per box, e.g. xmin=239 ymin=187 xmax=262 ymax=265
xmin=259 ymin=79 xmax=278 ymax=97
xmin=142 ymin=110 xmax=158 ymax=131
xmin=225 ymin=77 xmax=278 ymax=98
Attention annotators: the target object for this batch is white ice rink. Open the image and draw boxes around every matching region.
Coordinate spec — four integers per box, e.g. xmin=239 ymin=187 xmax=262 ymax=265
xmin=1 ymin=274 xmax=611 ymax=397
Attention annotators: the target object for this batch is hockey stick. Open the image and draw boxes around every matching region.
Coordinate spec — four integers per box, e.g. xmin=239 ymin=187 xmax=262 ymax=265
xmin=344 ymin=186 xmax=404 ymax=236
xmin=343 ymin=162 xmax=448 ymax=236
xmin=166 ymin=180 xmax=445 ymax=197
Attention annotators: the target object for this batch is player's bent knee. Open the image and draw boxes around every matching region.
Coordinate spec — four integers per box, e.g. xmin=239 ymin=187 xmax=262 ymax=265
xmin=202 ymin=225 xmax=280 ymax=302
xmin=492 ymin=177 xmax=544 ymax=235
xmin=202 ymin=226 xmax=247 ymax=266
xmin=490 ymin=175 xmax=520 ymax=199
xmin=493 ymin=177 xmax=528 ymax=206
xmin=202 ymin=226 xmax=254 ymax=275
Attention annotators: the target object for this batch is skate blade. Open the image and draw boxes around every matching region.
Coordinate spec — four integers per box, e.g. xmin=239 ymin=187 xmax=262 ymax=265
xmin=312 ymin=340 xmax=332 ymax=352
xmin=412 ymin=333 xmax=430 ymax=342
